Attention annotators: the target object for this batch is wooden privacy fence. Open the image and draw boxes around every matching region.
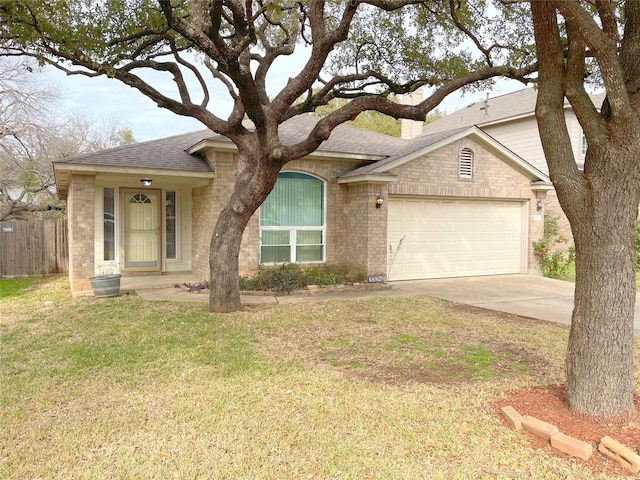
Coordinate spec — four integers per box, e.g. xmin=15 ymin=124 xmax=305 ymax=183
xmin=0 ymin=218 xmax=68 ymax=276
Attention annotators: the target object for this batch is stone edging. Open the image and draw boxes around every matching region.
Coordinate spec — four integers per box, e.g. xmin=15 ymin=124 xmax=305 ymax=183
xmin=500 ymin=405 xmax=640 ymax=473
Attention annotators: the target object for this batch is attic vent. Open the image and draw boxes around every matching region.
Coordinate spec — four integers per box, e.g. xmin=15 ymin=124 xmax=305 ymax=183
xmin=459 ymin=148 xmax=474 ymax=179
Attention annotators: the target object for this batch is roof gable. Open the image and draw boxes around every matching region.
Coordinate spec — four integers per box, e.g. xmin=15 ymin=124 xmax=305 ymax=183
xmin=338 ymin=126 xmax=550 ymax=183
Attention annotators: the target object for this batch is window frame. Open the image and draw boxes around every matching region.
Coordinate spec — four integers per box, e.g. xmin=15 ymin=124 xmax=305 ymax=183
xmin=103 ymin=187 xmax=116 ymax=261
xmin=165 ymin=190 xmax=178 ymax=260
xmin=259 ymin=172 xmax=326 ymax=265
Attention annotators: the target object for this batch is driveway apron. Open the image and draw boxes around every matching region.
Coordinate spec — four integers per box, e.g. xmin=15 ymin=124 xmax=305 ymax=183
xmin=391 ymin=274 xmax=640 ymax=337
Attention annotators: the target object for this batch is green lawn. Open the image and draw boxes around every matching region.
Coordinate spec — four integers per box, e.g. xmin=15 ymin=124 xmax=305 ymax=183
xmin=556 ymin=264 xmax=640 ymax=290
xmin=1 ymin=277 xmax=639 ymax=479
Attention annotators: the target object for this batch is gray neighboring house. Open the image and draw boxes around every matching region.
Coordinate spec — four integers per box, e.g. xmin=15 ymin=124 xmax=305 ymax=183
xmin=54 ymin=113 xmax=551 ymax=296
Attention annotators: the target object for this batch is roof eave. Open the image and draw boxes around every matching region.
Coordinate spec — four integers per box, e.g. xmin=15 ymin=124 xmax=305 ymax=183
xmin=53 ymin=163 xmax=215 ymax=199
xmin=337 ymin=174 xmax=398 ymax=184
xmin=188 ymin=139 xmax=235 ymax=154
xmin=53 ymin=163 xmax=214 ymax=178
xmin=530 ymin=181 xmax=554 ymax=191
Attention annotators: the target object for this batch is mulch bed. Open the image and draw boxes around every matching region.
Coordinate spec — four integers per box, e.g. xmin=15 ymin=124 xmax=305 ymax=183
xmin=491 ymin=386 xmax=640 ymax=478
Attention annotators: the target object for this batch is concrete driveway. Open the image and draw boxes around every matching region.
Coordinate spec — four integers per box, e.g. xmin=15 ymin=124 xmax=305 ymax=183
xmin=391 ymin=274 xmax=640 ymax=337
xmin=129 ymin=273 xmax=640 ymax=336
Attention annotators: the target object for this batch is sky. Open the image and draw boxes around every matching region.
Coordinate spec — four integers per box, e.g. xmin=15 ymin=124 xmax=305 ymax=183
xmin=44 ymin=51 xmax=529 ymax=143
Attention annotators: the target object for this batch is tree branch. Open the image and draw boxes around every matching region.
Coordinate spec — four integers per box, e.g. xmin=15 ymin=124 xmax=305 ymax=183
xmin=555 ymin=0 xmax=631 ymax=120
xmin=531 ymin=0 xmax=585 ymax=208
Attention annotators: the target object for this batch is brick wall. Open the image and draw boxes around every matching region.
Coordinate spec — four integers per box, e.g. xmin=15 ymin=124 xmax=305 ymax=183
xmin=191 ymin=153 xmax=359 ymax=280
xmin=343 ymin=183 xmax=389 ymax=279
xmin=191 ymin=182 xmax=215 ymax=281
xmin=386 ymin=138 xmax=545 ymax=275
xmin=192 ymin=137 xmax=547 ymax=281
xmin=544 ymin=190 xmax=574 ymax=249
xmin=67 ymin=174 xmax=96 ymax=294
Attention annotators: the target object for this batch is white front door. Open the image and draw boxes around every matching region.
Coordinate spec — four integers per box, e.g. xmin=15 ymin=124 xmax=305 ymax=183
xmin=123 ymin=190 xmax=160 ymax=270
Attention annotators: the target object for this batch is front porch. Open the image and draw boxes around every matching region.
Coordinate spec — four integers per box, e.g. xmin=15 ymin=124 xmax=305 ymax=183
xmin=120 ymin=272 xmax=200 ymax=292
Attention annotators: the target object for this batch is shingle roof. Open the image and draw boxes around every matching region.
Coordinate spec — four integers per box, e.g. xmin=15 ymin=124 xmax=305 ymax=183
xmin=54 ymin=129 xmax=215 ymax=172
xmin=55 ymin=115 xmax=408 ymax=173
xmin=422 ymin=87 xmax=606 ymax=135
xmin=193 ymin=114 xmax=406 ymax=157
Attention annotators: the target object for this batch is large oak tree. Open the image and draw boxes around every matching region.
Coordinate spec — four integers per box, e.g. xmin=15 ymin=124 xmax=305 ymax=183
xmin=0 ymin=0 xmax=536 ymax=312
xmin=531 ymin=0 xmax=640 ymax=420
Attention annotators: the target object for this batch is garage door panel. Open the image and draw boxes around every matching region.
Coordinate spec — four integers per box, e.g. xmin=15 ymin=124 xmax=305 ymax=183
xmin=388 ymin=198 xmax=525 ymax=280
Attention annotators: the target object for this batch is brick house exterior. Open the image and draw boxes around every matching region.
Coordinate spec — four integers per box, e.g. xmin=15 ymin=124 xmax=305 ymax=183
xmin=420 ymin=87 xmax=608 ymax=251
xmin=54 ymin=116 xmax=551 ymax=296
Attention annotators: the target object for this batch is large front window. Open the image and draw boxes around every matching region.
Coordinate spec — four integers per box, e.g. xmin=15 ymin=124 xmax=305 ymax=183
xmin=259 ymin=172 xmax=325 ymax=264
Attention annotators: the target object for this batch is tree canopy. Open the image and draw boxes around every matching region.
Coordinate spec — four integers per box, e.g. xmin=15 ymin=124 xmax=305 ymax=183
xmin=0 ymin=1 xmax=536 ymax=142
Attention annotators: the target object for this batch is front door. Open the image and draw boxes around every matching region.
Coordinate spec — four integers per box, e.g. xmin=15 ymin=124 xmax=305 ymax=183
xmin=123 ymin=190 xmax=161 ymax=270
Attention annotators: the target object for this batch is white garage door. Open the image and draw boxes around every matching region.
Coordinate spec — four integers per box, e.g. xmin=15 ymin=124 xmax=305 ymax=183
xmin=388 ymin=198 xmax=526 ymax=281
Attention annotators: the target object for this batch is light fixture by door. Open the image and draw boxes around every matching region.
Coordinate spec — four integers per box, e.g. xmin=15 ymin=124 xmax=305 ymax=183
xmin=376 ymin=193 xmax=384 ymax=209
xmin=140 ymin=178 xmax=152 ymax=187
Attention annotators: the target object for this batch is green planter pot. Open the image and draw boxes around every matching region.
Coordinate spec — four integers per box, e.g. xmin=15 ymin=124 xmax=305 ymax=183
xmin=89 ymin=274 xmax=122 ymax=297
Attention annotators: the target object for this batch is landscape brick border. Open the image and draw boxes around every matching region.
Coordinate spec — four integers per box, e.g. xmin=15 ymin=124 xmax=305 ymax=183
xmin=500 ymin=405 xmax=640 ymax=473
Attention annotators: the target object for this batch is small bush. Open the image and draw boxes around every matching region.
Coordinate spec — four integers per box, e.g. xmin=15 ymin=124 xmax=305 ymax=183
xmin=239 ymin=264 xmax=341 ymax=293
xmin=533 ymin=216 xmax=575 ymax=279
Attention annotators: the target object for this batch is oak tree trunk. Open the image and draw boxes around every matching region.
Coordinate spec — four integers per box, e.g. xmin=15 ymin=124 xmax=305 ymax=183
xmin=208 ymin=148 xmax=281 ymax=313
xmin=565 ymin=176 xmax=638 ymax=420
xmin=208 ymin=203 xmax=250 ymax=313
xmin=531 ymin=0 xmax=640 ymax=421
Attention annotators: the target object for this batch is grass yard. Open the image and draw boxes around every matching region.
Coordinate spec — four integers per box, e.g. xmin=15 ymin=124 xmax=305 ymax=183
xmin=1 ymin=277 xmax=639 ymax=479
xmin=556 ymin=263 xmax=640 ymax=291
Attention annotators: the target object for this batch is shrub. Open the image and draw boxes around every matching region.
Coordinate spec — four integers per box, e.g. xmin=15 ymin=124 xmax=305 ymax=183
xmin=533 ymin=216 xmax=575 ymax=279
xmin=239 ymin=264 xmax=341 ymax=293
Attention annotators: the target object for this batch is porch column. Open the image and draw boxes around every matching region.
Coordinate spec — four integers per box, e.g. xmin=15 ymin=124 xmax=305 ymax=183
xmin=530 ymin=182 xmax=555 ymax=276
xmin=344 ymin=183 xmax=389 ymax=281
xmin=67 ymin=174 xmax=96 ymax=294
